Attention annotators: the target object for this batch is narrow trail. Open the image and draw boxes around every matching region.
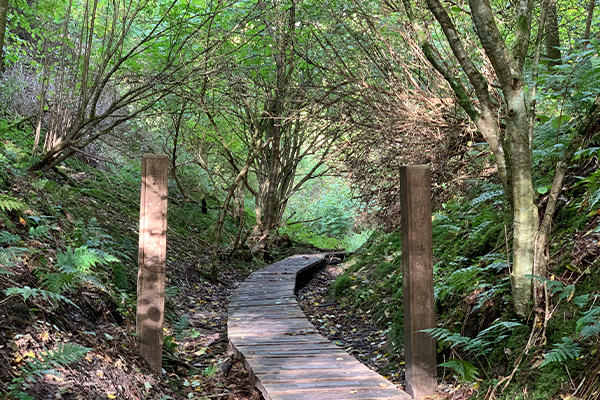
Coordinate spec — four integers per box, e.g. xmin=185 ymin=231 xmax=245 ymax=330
xmin=228 ymin=254 xmax=410 ymax=400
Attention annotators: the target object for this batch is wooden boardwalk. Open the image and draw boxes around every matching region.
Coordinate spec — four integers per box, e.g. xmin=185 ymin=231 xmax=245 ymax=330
xmin=228 ymin=254 xmax=412 ymax=400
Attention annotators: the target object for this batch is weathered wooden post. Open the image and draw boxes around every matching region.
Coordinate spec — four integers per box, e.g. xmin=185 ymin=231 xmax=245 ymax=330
xmin=400 ymin=165 xmax=437 ymax=399
xmin=136 ymin=154 xmax=168 ymax=373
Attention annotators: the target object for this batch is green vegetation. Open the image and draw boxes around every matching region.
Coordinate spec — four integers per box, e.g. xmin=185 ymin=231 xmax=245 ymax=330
xmin=1 ymin=0 xmax=600 ymax=398
xmin=332 ymin=167 xmax=600 ymax=398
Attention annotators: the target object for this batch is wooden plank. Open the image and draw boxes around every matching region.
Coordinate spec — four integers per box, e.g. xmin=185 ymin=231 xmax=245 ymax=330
xmin=228 ymin=254 xmax=413 ymax=400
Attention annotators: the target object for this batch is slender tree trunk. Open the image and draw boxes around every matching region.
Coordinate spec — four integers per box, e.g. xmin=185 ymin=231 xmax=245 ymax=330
xmin=232 ymin=188 xmax=246 ymax=252
xmin=0 ymin=0 xmax=8 ymax=71
xmin=546 ymin=0 xmax=562 ymax=69
xmin=506 ymin=87 xmax=537 ymax=317
xmin=584 ymin=0 xmax=596 ymax=42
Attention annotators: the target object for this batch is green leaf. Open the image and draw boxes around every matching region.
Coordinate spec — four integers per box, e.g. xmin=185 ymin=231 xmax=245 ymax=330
xmin=540 ymin=337 xmax=580 ymax=367
xmin=0 ymin=194 xmax=27 ymax=212
xmin=0 ymin=231 xmax=21 ymax=244
xmin=4 ymin=286 xmax=79 ymax=308
xmin=439 ymin=359 xmax=479 ymax=382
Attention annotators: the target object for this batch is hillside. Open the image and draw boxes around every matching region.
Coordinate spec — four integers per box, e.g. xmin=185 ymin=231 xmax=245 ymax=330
xmin=0 ymin=147 xmax=271 ymax=399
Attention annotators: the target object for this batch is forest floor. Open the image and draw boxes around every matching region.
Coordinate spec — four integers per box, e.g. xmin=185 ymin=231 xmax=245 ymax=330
xmin=296 ymin=264 xmax=477 ymax=400
xmin=1 ymin=240 xmax=480 ymax=399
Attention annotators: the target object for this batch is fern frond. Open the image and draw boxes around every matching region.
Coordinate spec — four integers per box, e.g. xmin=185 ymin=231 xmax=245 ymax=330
xmin=439 ymin=359 xmax=479 ymax=382
xmin=0 ymin=231 xmax=21 ymax=244
xmin=577 ymin=305 xmax=600 ymax=339
xmin=4 ymin=286 xmax=78 ymax=308
xmin=421 ymin=328 xmax=472 ymax=349
xmin=172 ymin=314 xmax=190 ymax=340
xmin=0 ymin=247 xmax=30 ymax=266
xmin=470 ymin=190 xmax=504 ymax=207
xmin=24 ymin=343 xmax=90 ymax=378
xmin=43 ymin=272 xmax=78 ymax=294
xmin=0 ymin=194 xmax=27 ymax=212
xmin=580 ymin=324 xmax=600 ymax=339
xmin=28 ymin=225 xmax=51 ymax=240
xmin=56 ymin=246 xmax=120 ymax=274
xmin=540 ymin=337 xmax=581 ymax=367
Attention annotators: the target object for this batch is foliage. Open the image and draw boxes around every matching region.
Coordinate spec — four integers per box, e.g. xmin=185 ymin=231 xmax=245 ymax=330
xmin=3 ymin=286 xmax=77 ymax=308
xmin=0 ymin=194 xmax=27 ymax=212
xmin=0 ymin=246 xmax=30 ymax=267
xmin=0 ymin=231 xmax=21 ymax=244
xmin=281 ymin=177 xmax=366 ymax=250
xmin=439 ymin=359 xmax=479 ymax=382
xmin=425 ymin=321 xmax=525 ymax=357
xmin=540 ymin=337 xmax=581 ymax=367
xmin=40 ymin=246 xmax=118 ymax=293
xmin=8 ymin=343 xmax=90 ymax=399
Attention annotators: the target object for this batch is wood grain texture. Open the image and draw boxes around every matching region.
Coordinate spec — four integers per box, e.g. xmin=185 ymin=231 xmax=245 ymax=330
xmin=228 ymin=254 xmax=412 ymax=400
xmin=136 ymin=154 xmax=168 ymax=373
xmin=400 ymin=166 xmax=437 ymax=399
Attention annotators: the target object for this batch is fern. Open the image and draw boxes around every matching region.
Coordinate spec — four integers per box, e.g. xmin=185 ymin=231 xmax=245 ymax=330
xmin=540 ymin=337 xmax=580 ymax=367
xmin=439 ymin=359 xmax=479 ymax=382
xmin=470 ymin=190 xmax=504 ymax=207
xmin=42 ymin=246 xmax=119 ymax=293
xmin=3 ymin=286 xmax=78 ymax=308
xmin=470 ymin=220 xmax=492 ymax=239
xmin=57 ymin=246 xmax=120 ymax=274
xmin=0 ymin=246 xmax=30 ymax=266
xmin=28 ymin=225 xmax=51 ymax=240
xmin=112 ymin=263 xmax=129 ymax=290
xmin=0 ymin=194 xmax=27 ymax=212
xmin=0 ymin=231 xmax=21 ymax=243
xmin=172 ymin=314 xmax=190 ymax=340
xmin=577 ymin=305 xmax=600 ymax=339
xmin=43 ymin=272 xmax=80 ymax=294
xmin=436 ymin=265 xmax=482 ymax=301
xmin=9 ymin=343 xmax=90 ymax=397
xmin=423 ymin=321 xmax=524 ymax=358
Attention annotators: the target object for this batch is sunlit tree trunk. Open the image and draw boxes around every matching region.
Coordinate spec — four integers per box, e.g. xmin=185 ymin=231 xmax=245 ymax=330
xmin=405 ymin=0 xmax=538 ymax=316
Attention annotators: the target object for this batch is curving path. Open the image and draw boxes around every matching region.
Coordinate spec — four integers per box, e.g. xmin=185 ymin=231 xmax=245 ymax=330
xmin=227 ymin=254 xmax=412 ymax=400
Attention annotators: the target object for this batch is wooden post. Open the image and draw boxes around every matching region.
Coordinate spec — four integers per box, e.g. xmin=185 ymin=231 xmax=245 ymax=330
xmin=400 ymin=165 xmax=437 ymax=399
xmin=137 ymin=154 xmax=168 ymax=374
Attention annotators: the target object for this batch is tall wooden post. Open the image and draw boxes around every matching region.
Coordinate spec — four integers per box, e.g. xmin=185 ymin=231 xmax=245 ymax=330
xmin=137 ymin=154 xmax=168 ymax=374
xmin=400 ymin=165 xmax=437 ymax=399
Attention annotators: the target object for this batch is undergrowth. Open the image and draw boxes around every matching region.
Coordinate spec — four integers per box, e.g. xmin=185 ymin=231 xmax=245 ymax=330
xmin=331 ymin=170 xmax=600 ymax=398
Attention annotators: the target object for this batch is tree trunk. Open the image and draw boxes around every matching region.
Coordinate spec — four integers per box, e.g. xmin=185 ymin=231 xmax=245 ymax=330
xmin=584 ymin=0 xmax=596 ymax=42
xmin=546 ymin=0 xmax=562 ymax=69
xmin=0 ymin=0 xmax=7 ymax=71
xmin=506 ymin=86 xmax=537 ymax=317
xmin=252 ymin=122 xmax=281 ymax=256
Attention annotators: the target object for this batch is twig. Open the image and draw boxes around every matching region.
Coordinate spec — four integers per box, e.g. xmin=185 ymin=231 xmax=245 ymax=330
xmin=485 ymin=314 xmax=540 ymax=400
